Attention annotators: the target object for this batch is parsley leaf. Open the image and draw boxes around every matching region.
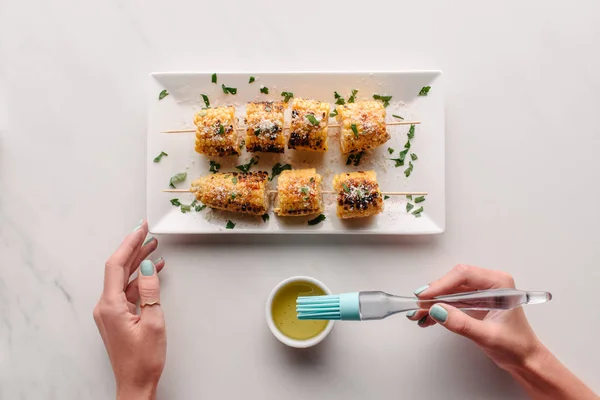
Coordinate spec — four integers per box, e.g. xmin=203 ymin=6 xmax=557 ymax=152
xmin=261 ymin=213 xmax=269 ymax=222
xmin=260 ymin=86 xmax=269 ymax=94
xmin=406 ymin=195 xmax=413 ymax=201
xmin=411 ymin=206 xmax=424 ymax=215
xmin=222 ymin=84 xmax=237 ymax=95
xmin=384 ymin=195 xmax=390 ymax=200
xmin=170 ymin=198 xmax=181 ymax=206
xmin=269 ymin=163 xmax=292 ymax=181
xmin=330 ymin=109 xmax=338 ymax=118
xmin=414 ymin=196 xmax=425 ymax=203
xmin=373 ymin=94 xmax=392 ymax=107
xmin=411 ymin=153 xmax=418 ymax=161
xmin=218 ymin=124 xmax=225 ymax=135
xmin=388 ymin=147 xmax=395 ymax=155
xmin=407 ymin=124 xmax=415 ymax=139
xmin=306 ymin=114 xmax=320 ymax=126
xmin=301 ymin=187 xmax=309 ymax=195
xmin=353 ymin=151 xmax=364 ymax=166
xmin=404 ymin=140 xmax=411 ymax=150
xmin=351 ymin=123 xmax=359 ymax=138
xmin=226 ymin=220 xmax=236 ymax=229
xmin=392 ymin=114 xmax=404 ymax=120
xmin=232 ymin=176 xmax=238 ymax=184
xmin=201 ymin=94 xmax=210 ymax=108
xmin=308 ymin=214 xmax=326 ymax=226
xmin=249 ymin=76 xmax=255 ymax=83
xmin=158 ymin=90 xmax=169 ymax=100
xmin=235 ymin=157 xmax=259 ymax=173
xmin=211 ymin=73 xmax=217 ymax=84
xmin=419 ymin=86 xmax=431 ymax=96
xmin=281 ymin=91 xmax=294 ymax=103
xmin=153 ymin=151 xmax=168 ymax=163
xmin=209 ymin=160 xmax=221 ymax=174
xmin=404 ymin=161 xmax=414 ymax=177
xmin=390 ymin=158 xmax=404 ymax=167
xmin=195 ymin=203 xmax=207 ymax=212
xmin=169 ymin=172 xmax=187 ymax=188
xmin=334 ymin=91 xmax=345 ymax=105
xmin=180 ymin=204 xmax=191 ymax=213
xmin=406 ymin=203 xmax=414 ymax=212
xmin=348 ymin=89 xmax=358 ymax=103
xmin=342 ymin=183 xmax=350 ymax=193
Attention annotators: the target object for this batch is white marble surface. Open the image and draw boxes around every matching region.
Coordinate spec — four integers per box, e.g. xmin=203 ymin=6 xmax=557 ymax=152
xmin=1 ymin=0 xmax=600 ymax=398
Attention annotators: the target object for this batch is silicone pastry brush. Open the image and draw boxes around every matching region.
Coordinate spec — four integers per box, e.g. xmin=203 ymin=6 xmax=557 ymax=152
xmin=296 ymin=289 xmax=552 ymax=321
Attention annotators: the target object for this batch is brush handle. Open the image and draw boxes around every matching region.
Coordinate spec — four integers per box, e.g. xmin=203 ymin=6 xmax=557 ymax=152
xmin=359 ymin=289 xmax=552 ymax=320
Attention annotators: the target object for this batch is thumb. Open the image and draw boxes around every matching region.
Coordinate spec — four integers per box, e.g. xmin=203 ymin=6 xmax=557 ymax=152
xmin=429 ymin=304 xmax=488 ymax=343
xmin=138 ymin=260 xmax=165 ymax=328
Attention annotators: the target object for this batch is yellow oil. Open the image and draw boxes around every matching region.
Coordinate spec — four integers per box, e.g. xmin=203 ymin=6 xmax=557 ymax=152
xmin=271 ymin=281 xmax=329 ymax=341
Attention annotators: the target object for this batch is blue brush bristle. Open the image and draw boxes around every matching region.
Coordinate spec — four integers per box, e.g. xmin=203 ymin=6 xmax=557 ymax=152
xmin=296 ymin=293 xmax=361 ymax=321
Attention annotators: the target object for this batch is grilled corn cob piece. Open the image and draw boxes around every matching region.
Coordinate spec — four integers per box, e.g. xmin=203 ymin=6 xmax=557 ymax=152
xmin=336 ymin=101 xmax=389 ymax=154
xmin=190 ymin=171 xmax=269 ymax=215
xmin=244 ymin=101 xmax=285 ymax=153
xmin=332 ymin=171 xmax=383 ymax=219
xmin=288 ymin=98 xmax=330 ymax=152
xmin=274 ymin=168 xmax=323 ymax=216
xmin=194 ymin=106 xmax=239 ymax=156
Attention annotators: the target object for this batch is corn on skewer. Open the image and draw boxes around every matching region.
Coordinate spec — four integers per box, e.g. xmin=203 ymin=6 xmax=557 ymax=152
xmin=162 ymin=120 xmax=419 ymax=134
xmin=273 ymin=168 xmax=324 ymax=216
xmin=333 ymin=171 xmax=384 ymax=219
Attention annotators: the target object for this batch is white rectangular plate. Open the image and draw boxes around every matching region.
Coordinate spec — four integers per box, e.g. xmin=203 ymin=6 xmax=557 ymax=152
xmin=147 ymin=71 xmax=444 ymax=235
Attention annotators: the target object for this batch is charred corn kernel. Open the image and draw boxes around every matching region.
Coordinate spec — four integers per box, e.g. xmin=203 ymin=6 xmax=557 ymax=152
xmin=194 ymin=106 xmax=239 ymax=156
xmin=333 ymin=171 xmax=383 ymax=219
xmin=336 ymin=101 xmax=389 ymax=155
xmin=244 ymin=102 xmax=285 ymax=153
xmin=190 ymin=171 xmax=269 ymax=215
xmin=288 ymin=98 xmax=330 ymax=152
xmin=274 ymin=168 xmax=323 ymax=216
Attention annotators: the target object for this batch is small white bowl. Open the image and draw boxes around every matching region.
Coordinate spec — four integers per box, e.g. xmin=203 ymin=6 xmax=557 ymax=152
xmin=265 ymin=276 xmax=335 ymax=348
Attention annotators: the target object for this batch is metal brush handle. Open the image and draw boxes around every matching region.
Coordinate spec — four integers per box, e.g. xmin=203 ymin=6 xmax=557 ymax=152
xmin=359 ymin=289 xmax=552 ymax=320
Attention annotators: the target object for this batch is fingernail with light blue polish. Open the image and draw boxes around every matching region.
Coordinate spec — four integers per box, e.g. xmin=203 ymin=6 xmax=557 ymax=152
xmin=143 ymin=234 xmax=155 ymax=246
xmin=430 ymin=304 xmax=448 ymax=323
xmin=140 ymin=260 xmax=155 ymax=276
xmin=414 ymin=285 xmax=429 ymax=295
xmin=133 ymin=220 xmax=143 ymax=232
xmin=406 ymin=310 xmax=417 ymax=318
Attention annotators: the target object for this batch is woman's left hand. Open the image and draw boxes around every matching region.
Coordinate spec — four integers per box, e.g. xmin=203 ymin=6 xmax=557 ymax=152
xmin=93 ymin=220 xmax=167 ymax=400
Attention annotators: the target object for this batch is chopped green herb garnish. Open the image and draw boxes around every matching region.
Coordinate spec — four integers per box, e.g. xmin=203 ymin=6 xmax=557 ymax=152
xmin=232 ymin=176 xmax=238 ymax=184
xmin=384 ymin=195 xmax=390 ymax=200
xmin=211 ymin=73 xmax=217 ymax=84
xmin=222 ymin=84 xmax=237 ymax=95
xmin=351 ymin=124 xmax=359 ymax=138
xmin=260 ymin=86 xmax=269 ymax=94
xmin=418 ymin=86 xmax=431 ymax=96
xmin=391 ymin=158 xmax=404 ymax=167
xmin=281 ymin=91 xmax=294 ymax=103
xmin=404 ymin=161 xmax=414 ymax=177
xmin=225 ymin=220 xmax=236 ymax=229
xmin=406 ymin=195 xmax=413 ymax=200
xmin=209 ymin=160 xmax=221 ymax=174
xmin=201 ymin=94 xmax=210 ymax=108
xmin=392 ymin=114 xmax=404 ymax=120
xmin=404 ymin=140 xmax=411 ymax=150
xmin=348 ymin=89 xmax=358 ymax=103
xmin=269 ymin=163 xmax=292 ymax=181
xmin=301 ymin=187 xmax=310 ymax=195
xmin=158 ymin=90 xmax=169 ymax=100
xmin=406 ymin=203 xmax=414 ymax=212
xmin=342 ymin=183 xmax=350 ymax=193
xmin=353 ymin=151 xmax=364 ymax=166
xmin=170 ymin=198 xmax=181 ymax=206
xmin=411 ymin=153 xmax=418 ymax=161
xmin=373 ymin=94 xmax=392 ymax=107
xmin=334 ymin=91 xmax=345 ymax=105
xmin=169 ymin=172 xmax=187 ymax=188
xmin=414 ymin=196 xmax=425 ymax=203
xmin=230 ymin=192 xmax=237 ymax=200
xmin=235 ymin=157 xmax=259 ymax=173
xmin=262 ymin=213 xmax=269 ymax=222
xmin=306 ymin=114 xmax=320 ymax=126
xmin=180 ymin=204 xmax=191 ymax=213
xmin=153 ymin=151 xmax=168 ymax=163
xmin=308 ymin=214 xmax=326 ymax=226
xmin=387 ymin=147 xmax=395 ymax=155
xmin=330 ymin=109 xmax=338 ymax=118
xmin=411 ymin=206 xmax=424 ymax=215
xmin=195 ymin=203 xmax=207 ymax=212
xmin=249 ymin=76 xmax=255 ymax=83
xmin=407 ymin=124 xmax=415 ymax=139
xmin=191 ymin=200 xmax=198 ymax=208
xmin=218 ymin=124 xmax=225 ymax=135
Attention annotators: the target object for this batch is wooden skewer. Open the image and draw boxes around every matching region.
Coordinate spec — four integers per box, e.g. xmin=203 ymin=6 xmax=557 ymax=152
xmin=163 ymin=189 xmax=427 ymax=196
xmin=161 ymin=120 xmax=420 ymax=134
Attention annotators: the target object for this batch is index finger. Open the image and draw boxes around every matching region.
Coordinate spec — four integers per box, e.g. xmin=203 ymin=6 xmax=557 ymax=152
xmin=103 ymin=221 xmax=148 ymax=296
xmin=417 ymin=264 xmax=515 ymax=299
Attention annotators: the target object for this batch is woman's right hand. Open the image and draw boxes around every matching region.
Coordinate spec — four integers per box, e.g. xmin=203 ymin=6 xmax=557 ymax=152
xmin=408 ymin=265 xmax=543 ymax=371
